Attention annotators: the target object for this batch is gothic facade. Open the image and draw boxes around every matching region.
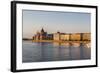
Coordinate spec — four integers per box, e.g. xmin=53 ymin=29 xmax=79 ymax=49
xmin=33 ymin=28 xmax=53 ymax=40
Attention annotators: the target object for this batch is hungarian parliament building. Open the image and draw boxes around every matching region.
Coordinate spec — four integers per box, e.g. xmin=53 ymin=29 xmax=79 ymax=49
xmin=33 ymin=28 xmax=91 ymax=41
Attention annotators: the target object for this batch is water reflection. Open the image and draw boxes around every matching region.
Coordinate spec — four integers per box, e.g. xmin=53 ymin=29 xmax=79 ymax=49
xmin=53 ymin=42 xmax=70 ymax=46
xmin=22 ymin=41 xmax=91 ymax=63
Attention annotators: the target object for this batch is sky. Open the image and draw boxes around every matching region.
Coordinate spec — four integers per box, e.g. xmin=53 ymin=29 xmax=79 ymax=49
xmin=23 ymin=10 xmax=91 ymax=38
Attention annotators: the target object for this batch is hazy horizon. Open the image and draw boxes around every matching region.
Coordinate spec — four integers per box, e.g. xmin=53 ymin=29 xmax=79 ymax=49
xmin=23 ymin=10 xmax=91 ymax=38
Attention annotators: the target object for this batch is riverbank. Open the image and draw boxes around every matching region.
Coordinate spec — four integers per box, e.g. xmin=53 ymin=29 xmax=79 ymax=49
xmin=32 ymin=40 xmax=90 ymax=43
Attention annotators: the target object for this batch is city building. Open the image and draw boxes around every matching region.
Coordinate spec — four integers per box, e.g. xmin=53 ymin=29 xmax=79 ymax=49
xmin=82 ymin=33 xmax=91 ymax=41
xmin=53 ymin=32 xmax=70 ymax=41
xmin=53 ymin=32 xmax=60 ymax=41
xmin=33 ymin=28 xmax=91 ymax=41
xmin=33 ymin=28 xmax=53 ymax=40
xmin=47 ymin=34 xmax=53 ymax=40
xmin=60 ymin=34 xmax=69 ymax=41
xmin=71 ymin=33 xmax=81 ymax=41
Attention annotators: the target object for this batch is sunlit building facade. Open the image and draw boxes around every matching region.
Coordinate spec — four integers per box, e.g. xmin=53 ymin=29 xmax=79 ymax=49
xmin=71 ymin=33 xmax=81 ymax=41
xmin=82 ymin=33 xmax=91 ymax=41
xmin=33 ymin=28 xmax=91 ymax=41
xmin=60 ymin=34 xmax=69 ymax=41
xmin=53 ymin=32 xmax=60 ymax=41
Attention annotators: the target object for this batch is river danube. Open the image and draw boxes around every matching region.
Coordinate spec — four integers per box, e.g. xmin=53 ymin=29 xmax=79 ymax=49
xmin=22 ymin=41 xmax=91 ymax=63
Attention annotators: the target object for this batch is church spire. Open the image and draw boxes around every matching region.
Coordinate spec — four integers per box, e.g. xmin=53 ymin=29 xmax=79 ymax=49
xmin=41 ymin=28 xmax=44 ymax=32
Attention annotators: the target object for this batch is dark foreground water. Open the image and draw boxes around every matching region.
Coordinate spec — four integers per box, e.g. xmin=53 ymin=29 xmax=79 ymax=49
xmin=22 ymin=41 xmax=91 ymax=63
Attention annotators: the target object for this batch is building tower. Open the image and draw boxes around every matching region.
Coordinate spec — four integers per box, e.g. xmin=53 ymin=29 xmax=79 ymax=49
xmin=40 ymin=28 xmax=47 ymax=40
xmin=41 ymin=28 xmax=45 ymax=34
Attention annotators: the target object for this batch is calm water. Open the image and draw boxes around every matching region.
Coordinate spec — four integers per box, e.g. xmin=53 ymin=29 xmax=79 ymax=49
xmin=22 ymin=41 xmax=91 ymax=63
